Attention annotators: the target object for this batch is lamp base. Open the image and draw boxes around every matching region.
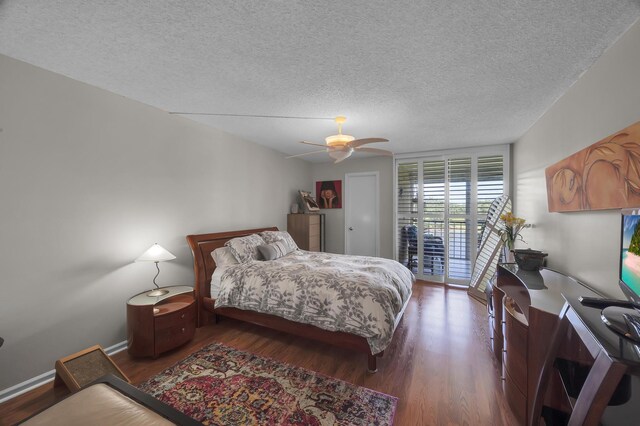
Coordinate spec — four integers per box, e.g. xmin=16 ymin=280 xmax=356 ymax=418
xmin=147 ymin=288 xmax=169 ymax=297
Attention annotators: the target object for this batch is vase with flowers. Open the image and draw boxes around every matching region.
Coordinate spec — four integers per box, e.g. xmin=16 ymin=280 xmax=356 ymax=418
xmin=499 ymin=212 xmax=531 ymax=262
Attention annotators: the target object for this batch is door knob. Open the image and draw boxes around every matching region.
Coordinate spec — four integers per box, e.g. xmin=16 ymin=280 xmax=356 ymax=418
xmin=349 ymin=227 xmax=354 ymax=231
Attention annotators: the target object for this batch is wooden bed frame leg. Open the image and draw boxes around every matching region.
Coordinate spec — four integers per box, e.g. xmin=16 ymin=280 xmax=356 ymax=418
xmin=367 ymin=354 xmax=377 ymax=373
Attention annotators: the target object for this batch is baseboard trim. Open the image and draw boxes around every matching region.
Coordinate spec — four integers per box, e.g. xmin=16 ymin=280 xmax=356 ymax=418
xmin=0 ymin=340 xmax=128 ymax=404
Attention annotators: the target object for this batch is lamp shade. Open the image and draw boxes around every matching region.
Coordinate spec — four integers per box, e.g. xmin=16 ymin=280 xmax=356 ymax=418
xmin=135 ymin=244 xmax=176 ymax=262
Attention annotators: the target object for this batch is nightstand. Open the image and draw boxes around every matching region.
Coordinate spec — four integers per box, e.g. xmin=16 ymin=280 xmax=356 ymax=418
xmin=126 ymin=285 xmax=196 ymax=358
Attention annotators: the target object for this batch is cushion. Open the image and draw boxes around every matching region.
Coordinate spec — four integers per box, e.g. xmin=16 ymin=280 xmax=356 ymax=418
xmin=21 ymin=383 xmax=174 ymax=426
xmin=259 ymin=231 xmax=298 ymax=252
xmin=211 ymin=247 xmax=239 ymax=267
xmin=258 ymin=240 xmax=295 ymax=261
xmin=224 ymin=234 xmax=265 ymax=263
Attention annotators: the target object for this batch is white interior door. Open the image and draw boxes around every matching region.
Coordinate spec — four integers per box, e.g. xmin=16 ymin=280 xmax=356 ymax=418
xmin=345 ymin=172 xmax=379 ymax=256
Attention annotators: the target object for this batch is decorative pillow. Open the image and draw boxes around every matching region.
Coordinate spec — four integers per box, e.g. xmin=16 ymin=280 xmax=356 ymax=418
xmin=224 ymin=234 xmax=265 ymax=263
xmin=258 ymin=240 xmax=295 ymax=261
xmin=211 ymin=247 xmax=239 ymax=267
xmin=259 ymin=231 xmax=298 ymax=252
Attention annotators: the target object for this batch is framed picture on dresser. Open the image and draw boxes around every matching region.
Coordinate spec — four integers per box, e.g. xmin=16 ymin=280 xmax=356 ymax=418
xmin=299 ymin=190 xmax=320 ymax=213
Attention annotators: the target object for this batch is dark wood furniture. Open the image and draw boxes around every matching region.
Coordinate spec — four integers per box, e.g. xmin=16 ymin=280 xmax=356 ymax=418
xmin=54 ymin=345 xmax=130 ymax=392
xmin=21 ymin=375 xmax=200 ymax=425
xmin=126 ymin=286 xmax=196 ymax=358
xmin=487 ymin=276 xmax=504 ymax=362
xmin=186 ymin=227 xmax=388 ymax=372
xmin=492 ymin=264 xmax=603 ymax=424
xmin=530 ymin=296 xmax=640 ymax=426
xmin=287 ymin=213 xmax=320 ymax=251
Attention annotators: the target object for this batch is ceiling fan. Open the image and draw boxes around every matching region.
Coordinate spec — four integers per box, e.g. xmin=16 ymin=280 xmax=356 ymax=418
xmin=286 ymin=116 xmax=392 ymax=163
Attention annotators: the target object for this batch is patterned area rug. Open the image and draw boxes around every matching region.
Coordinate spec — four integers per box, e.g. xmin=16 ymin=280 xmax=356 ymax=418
xmin=139 ymin=343 xmax=397 ymax=425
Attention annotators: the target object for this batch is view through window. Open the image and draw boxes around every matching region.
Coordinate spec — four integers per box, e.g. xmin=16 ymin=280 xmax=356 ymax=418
xmin=395 ymin=147 xmax=508 ymax=285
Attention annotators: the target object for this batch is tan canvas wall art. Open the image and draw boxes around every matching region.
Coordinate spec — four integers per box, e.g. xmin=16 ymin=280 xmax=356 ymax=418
xmin=545 ymin=120 xmax=640 ymax=212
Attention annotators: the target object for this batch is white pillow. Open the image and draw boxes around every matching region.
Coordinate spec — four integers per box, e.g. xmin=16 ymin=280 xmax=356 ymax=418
xmin=224 ymin=234 xmax=266 ymax=263
xmin=259 ymin=231 xmax=298 ymax=252
xmin=211 ymin=247 xmax=239 ymax=267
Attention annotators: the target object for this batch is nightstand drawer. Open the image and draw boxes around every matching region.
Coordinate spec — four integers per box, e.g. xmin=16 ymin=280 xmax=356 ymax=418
xmin=155 ymin=301 xmax=195 ymax=330
xmin=155 ymin=322 xmax=195 ymax=354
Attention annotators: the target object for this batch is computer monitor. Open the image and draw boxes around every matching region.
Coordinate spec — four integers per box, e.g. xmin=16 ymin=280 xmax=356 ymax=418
xmin=620 ymin=209 xmax=640 ymax=305
xmin=601 ymin=209 xmax=640 ymax=342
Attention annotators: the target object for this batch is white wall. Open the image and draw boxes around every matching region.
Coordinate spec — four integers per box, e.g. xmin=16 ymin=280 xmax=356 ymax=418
xmin=0 ymin=54 xmax=309 ymax=391
xmin=514 ymin=18 xmax=640 ymax=297
xmin=310 ymin=157 xmax=394 ymax=258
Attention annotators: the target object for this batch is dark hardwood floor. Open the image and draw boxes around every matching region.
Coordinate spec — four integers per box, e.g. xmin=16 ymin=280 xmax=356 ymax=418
xmin=0 ymin=281 xmax=517 ymax=425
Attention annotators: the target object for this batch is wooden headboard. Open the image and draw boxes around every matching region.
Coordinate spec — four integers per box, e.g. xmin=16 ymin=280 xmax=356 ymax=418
xmin=186 ymin=227 xmax=278 ymax=326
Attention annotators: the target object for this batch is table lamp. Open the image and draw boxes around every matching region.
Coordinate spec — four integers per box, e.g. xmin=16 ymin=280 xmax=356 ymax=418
xmin=135 ymin=243 xmax=176 ymax=297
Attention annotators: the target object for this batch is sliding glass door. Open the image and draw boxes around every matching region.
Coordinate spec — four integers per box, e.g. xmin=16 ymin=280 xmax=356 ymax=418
xmin=395 ymin=146 xmax=509 ymax=285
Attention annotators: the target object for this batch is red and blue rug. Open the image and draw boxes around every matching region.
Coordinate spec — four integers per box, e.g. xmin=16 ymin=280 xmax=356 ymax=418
xmin=138 ymin=343 xmax=397 ymax=425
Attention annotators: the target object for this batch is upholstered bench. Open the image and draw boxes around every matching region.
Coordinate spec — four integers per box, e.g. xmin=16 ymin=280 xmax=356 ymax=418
xmin=20 ymin=375 xmax=199 ymax=425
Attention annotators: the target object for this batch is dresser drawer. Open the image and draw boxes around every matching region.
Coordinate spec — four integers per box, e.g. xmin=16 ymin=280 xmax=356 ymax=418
xmin=308 ymin=225 xmax=320 ymax=238
xmin=492 ymin=287 xmax=504 ymax=342
xmin=503 ymin=297 xmax=528 ymax=395
xmin=489 ymin=314 xmax=495 ymax=340
xmin=307 ymin=215 xmax=320 ymax=225
xmin=503 ymin=366 xmax=527 ymax=425
xmin=488 ymin=314 xmax=503 ymax=362
xmin=492 ymin=333 xmax=503 ymax=362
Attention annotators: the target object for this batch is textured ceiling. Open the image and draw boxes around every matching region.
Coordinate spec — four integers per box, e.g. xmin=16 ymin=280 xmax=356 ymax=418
xmin=1 ymin=1 xmax=639 ymax=162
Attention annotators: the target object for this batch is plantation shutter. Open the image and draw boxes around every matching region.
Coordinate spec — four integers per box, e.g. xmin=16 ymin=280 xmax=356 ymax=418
xmin=447 ymin=158 xmax=473 ymax=280
xmin=397 ymin=162 xmax=418 ymax=267
xmin=477 ymin=156 xmax=505 ymax=223
xmin=468 ymin=195 xmax=511 ymax=300
xmin=422 ymin=161 xmax=446 ymax=277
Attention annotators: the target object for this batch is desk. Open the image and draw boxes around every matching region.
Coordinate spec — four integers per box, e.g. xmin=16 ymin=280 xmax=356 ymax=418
xmin=531 ymin=296 xmax=640 ymax=426
xmin=491 ymin=265 xmax=602 ymax=424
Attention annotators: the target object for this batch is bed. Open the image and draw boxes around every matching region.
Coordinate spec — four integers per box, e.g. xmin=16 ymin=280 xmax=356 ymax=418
xmin=186 ymin=227 xmax=413 ymax=372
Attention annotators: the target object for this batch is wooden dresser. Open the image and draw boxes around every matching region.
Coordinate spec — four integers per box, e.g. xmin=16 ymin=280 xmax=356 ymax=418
xmin=287 ymin=213 xmax=321 ymax=251
xmin=491 ymin=265 xmax=602 ymax=424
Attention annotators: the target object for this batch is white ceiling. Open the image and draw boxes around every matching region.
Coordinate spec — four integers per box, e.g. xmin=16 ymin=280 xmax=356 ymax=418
xmin=1 ymin=1 xmax=639 ymax=162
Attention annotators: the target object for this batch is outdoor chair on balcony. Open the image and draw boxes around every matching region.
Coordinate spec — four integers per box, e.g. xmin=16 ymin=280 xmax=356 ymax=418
xmin=400 ymin=225 xmax=445 ymax=274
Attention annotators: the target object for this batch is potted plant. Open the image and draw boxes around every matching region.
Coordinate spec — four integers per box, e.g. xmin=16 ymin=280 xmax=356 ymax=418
xmin=499 ymin=212 xmax=531 ymax=262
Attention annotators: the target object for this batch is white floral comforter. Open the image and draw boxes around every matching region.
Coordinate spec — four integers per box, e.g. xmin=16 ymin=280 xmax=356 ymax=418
xmin=214 ymin=250 xmax=414 ymax=354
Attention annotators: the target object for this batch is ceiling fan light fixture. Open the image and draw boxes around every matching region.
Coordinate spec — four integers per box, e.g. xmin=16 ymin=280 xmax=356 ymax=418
xmin=325 ymin=133 xmax=355 ymax=146
xmin=290 ymin=115 xmax=391 ymax=161
xmin=328 ymin=147 xmax=354 ymax=162
xmin=325 ymin=115 xmax=355 ymax=146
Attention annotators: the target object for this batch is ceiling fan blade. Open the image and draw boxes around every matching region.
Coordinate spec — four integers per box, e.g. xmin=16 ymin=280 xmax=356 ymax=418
xmin=355 ymin=147 xmax=394 ymax=156
xmin=285 ymin=149 xmax=327 ymax=159
xmin=350 ymin=138 xmax=389 ymax=148
xmin=299 ymin=140 xmax=327 ymax=147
